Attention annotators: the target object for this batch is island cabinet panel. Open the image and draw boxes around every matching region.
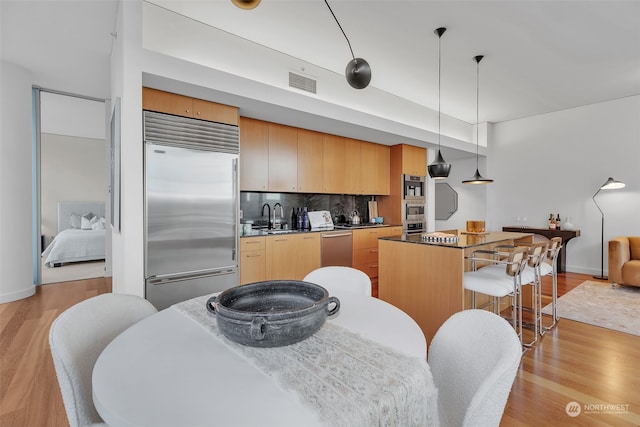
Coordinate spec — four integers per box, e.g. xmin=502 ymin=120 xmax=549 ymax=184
xmin=322 ymin=134 xmax=346 ymax=194
xmin=142 ymin=87 xmax=238 ymax=125
xmin=265 ymin=233 xmax=321 ymax=280
xmin=239 ymin=117 xmax=269 ymax=191
xmin=297 ymin=129 xmax=323 ymax=193
xmin=378 ymin=239 xmax=464 ymax=345
xmin=239 ymin=237 xmax=266 ymax=285
xmin=268 ymin=123 xmax=298 ymax=192
xmin=400 ymin=144 xmax=427 ymax=176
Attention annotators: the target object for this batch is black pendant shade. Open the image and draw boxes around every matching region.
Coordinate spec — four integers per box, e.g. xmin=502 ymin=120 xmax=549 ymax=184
xmin=325 ymin=0 xmax=371 ymax=89
xmin=428 ymin=150 xmax=451 ymax=180
xmin=345 ymin=58 xmax=372 ymax=89
xmin=231 ymin=0 xmax=261 ymax=10
xmin=463 ymin=55 xmax=493 ymax=185
xmin=428 ymin=26 xmax=451 ymax=179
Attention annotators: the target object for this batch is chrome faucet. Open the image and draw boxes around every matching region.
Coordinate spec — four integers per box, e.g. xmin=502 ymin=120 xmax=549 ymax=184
xmin=273 ymin=203 xmax=284 ymax=229
xmin=261 ymin=203 xmax=272 ymax=229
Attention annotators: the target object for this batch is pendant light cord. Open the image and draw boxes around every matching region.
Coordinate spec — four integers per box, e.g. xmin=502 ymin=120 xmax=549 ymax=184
xmin=324 ymin=0 xmax=356 ymax=61
xmin=476 ymin=57 xmax=480 ymax=169
xmin=438 ymin=32 xmax=442 ymax=149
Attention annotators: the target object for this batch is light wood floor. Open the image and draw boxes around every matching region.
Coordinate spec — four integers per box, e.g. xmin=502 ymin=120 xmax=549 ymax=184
xmin=1 ymin=273 xmax=639 ymax=426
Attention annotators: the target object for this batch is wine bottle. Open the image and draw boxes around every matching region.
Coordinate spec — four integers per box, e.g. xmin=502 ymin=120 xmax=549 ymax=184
xmin=302 ymin=207 xmax=310 ymax=230
xmin=548 ymin=213 xmax=556 ymax=230
xmin=555 ymin=214 xmax=561 ymax=230
xmin=297 ymin=208 xmax=304 ymax=230
xmin=291 ymin=207 xmax=298 ymax=230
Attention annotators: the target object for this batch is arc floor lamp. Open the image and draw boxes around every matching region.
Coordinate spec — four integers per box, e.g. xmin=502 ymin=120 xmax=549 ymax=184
xmin=592 ymin=177 xmax=625 ymax=280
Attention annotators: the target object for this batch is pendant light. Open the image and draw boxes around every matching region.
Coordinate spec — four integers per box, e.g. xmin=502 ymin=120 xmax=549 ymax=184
xmin=428 ymin=27 xmax=451 ymax=179
xmin=324 ymin=0 xmax=371 ymax=89
xmin=231 ymin=0 xmax=261 ymax=10
xmin=463 ymin=55 xmax=493 ymax=184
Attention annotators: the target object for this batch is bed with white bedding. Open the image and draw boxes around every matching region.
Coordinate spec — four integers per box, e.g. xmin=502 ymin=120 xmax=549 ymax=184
xmin=42 ymin=201 xmax=106 ymax=267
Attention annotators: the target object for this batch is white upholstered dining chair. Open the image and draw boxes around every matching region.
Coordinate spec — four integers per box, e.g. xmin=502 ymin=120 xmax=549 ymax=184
xmin=49 ymin=293 xmax=157 ymax=427
xmin=303 ymin=266 xmax=372 ymax=297
xmin=428 ymin=309 xmax=522 ymax=427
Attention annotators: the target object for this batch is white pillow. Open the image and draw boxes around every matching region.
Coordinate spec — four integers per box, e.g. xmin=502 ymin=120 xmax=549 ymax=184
xmin=81 ymin=212 xmax=95 ymax=230
xmin=70 ymin=214 xmax=81 ymax=229
xmin=91 ymin=220 xmax=105 ymax=230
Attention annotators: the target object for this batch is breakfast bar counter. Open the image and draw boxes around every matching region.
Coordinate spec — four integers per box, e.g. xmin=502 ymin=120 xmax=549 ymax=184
xmin=378 ymin=230 xmax=532 ymax=345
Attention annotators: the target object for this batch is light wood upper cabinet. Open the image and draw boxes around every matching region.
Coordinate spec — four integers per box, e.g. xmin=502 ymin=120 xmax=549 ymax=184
xmin=240 ymin=117 xmax=269 ymax=191
xmin=297 ymin=129 xmax=323 ymax=193
xmin=345 ymin=138 xmax=362 ymax=194
xmin=142 ymin=87 xmax=238 ymax=125
xmin=322 ymin=134 xmax=346 ymax=194
xmin=401 ymin=144 xmax=427 ymax=176
xmin=268 ymin=123 xmax=298 ymax=192
xmin=373 ymin=143 xmax=390 ymax=195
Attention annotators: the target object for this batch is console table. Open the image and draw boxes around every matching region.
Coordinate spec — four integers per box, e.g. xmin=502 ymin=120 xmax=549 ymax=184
xmin=502 ymin=226 xmax=580 ymax=273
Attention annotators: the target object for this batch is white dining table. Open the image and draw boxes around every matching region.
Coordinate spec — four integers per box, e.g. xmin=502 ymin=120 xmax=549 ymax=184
xmin=92 ymin=292 xmax=438 ymax=427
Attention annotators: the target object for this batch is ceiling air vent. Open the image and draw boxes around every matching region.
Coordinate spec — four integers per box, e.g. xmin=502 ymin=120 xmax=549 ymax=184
xmin=289 ymin=72 xmax=317 ymax=94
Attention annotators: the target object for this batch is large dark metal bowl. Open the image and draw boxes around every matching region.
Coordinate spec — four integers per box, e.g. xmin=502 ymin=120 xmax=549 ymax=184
xmin=206 ymin=280 xmax=340 ymax=347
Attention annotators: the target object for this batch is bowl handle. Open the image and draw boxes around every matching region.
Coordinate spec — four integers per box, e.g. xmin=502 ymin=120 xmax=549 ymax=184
xmin=326 ymin=296 xmax=340 ymax=317
xmin=205 ymin=295 xmax=218 ymax=315
xmin=250 ymin=317 xmax=267 ymax=340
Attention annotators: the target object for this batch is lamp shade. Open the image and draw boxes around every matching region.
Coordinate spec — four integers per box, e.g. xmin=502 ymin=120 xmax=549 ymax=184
xmin=601 ymin=177 xmax=625 ymax=190
xmin=462 ymin=169 xmax=494 ymax=184
xmin=345 ymin=58 xmax=371 ymax=89
xmin=428 ymin=150 xmax=451 ymax=179
xmin=231 ymin=0 xmax=261 ymax=9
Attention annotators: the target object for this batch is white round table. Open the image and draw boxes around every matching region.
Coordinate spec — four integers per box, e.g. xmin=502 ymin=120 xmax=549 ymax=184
xmin=92 ymin=294 xmax=428 ymax=427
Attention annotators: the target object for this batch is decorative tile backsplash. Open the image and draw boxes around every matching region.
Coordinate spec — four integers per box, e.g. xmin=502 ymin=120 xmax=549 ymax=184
xmin=240 ymin=192 xmax=373 ymax=226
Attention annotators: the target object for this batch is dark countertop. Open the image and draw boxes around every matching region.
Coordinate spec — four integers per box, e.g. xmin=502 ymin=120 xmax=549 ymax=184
xmin=379 ymin=230 xmax=533 ymax=249
xmin=240 ymin=223 xmax=401 ymax=238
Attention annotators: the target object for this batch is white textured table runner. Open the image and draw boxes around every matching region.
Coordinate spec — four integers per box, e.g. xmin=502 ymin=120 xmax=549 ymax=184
xmin=173 ymin=295 xmax=439 ymax=427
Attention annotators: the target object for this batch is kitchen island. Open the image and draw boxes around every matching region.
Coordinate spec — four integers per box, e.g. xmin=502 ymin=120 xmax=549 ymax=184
xmin=378 ymin=230 xmax=532 ymax=345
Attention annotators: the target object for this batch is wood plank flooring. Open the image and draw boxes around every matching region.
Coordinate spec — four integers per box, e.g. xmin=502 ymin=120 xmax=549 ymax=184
xmin=0 ymin=273 xmax=638 ymax=426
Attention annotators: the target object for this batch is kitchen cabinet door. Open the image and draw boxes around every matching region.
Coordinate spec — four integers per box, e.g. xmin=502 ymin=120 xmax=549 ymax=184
xmin=373 ymin=144 xmax=390 ymax=195
xmin=345 ymin=139 xmax=362 ymax=194
xmin=401 ymin=144 xmax=427 ymax=176
xmin=240 ymin=117 xmax=269 ymax=191
xmin=268 ymin=123 xmax=298 ymax=192
xmin=266 ymin=236 xmax=298 ymax=280
xmin=297 ymin=129 xmax=323 ymax=193
xmin=240 ymin=237 xmax=266 ymax=285
xmin=142 ymin=87 xmax=193 ymax=117
xmin=322 ymin=134 xmax=346 ymax=194
xmin=359 ymin=141 xmax=377 ymax=195
xmin=293 ymin=233 xmax=321 ymax=279
xmin=192 ymin=98 xmax=238 ymax=125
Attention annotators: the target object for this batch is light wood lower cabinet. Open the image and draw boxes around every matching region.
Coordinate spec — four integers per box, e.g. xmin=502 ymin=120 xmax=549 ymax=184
xmin=352 ymin=226 xmax=403 ymax=281
xmin=265 ymin=233 xmax=321 ymax=280
xmin=239 ymin=236 xmax=266 ymax=285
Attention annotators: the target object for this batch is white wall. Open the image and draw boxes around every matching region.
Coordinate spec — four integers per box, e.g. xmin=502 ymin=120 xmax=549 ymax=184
xmin=487 ymin=95 xmax=640 ymax=275
xmin=40 ymin=133 xmax=106 ymax=240
xmin=0 ymin=61 xmax=36 ymax=303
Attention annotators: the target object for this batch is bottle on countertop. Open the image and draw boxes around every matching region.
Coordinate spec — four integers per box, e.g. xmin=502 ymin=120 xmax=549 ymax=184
xmin=291 ymin=207 xmax=298 ymax=230
xmin=297 ymin=208 xmax=304 ymax=230
xmin=555 ymin=214 xmax=561 ymax=230
xmin=548 ymin=213 xmax=556 ymax=230
xmin=302 ymin=207 xmax=310 ymax=230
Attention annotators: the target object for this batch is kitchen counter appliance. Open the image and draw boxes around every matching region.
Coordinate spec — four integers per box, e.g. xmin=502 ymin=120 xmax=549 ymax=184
xmin=144 ymin=111 xmax=239 ymax=310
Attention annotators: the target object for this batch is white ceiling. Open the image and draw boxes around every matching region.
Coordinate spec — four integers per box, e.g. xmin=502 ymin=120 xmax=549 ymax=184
xmin=2 ymin=0 xmax=640 ymax=126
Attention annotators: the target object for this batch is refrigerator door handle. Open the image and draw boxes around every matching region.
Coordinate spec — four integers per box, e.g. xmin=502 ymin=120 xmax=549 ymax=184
xmin=147 ymin=268 xmax=237 ymax=285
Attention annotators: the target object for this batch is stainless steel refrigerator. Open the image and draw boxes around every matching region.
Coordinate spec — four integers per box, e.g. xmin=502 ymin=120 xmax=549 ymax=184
xmin=143 ymin=111 xmax=239 ymax=310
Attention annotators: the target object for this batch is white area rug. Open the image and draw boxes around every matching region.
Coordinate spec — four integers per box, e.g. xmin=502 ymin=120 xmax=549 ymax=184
xmin=543 ymin=281 xmax=640 ymax=336
xmin=41 ymin=259 xmax=105 ymax=284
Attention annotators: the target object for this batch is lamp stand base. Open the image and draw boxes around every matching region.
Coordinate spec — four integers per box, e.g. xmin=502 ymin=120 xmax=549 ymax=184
xmin=593 ymin=275 xmax=608 ymax=281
